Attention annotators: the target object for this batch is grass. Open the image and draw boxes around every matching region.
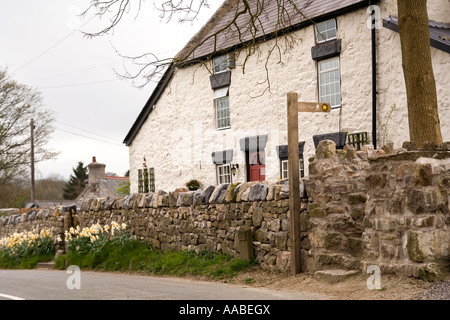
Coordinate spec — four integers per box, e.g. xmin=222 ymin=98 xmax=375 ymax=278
xmin=0 ymin=252 xmax=54 ymax=269
xmin=54 ymin=239 xmax=254 ymax=280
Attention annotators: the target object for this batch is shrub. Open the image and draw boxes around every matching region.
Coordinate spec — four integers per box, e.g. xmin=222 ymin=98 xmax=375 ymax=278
xmin=185 ymin=179 xmax=201 ymax=191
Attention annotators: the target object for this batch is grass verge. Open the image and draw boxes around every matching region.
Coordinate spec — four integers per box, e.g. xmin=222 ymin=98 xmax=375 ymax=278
xmin=0 ymin=252 xmax=54 ymax=269
xmin=54 ymin=239 xmax=254 ymax=280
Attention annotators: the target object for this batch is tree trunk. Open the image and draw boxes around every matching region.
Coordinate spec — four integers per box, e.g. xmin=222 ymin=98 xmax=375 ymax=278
xmin=397 ymin=0 xmax=443 ymax=148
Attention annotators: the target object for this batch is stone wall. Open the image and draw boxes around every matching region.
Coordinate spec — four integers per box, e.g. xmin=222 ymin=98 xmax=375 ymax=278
xmin=304 ymin=141 xmax=450 ymax=279
xmin=75 ymin=180 xmax=300 ymax=272
xmin=0 ymin=207 xmax=68 ymax=252
xmin=1 ymin=140 xmax=449 ymax=279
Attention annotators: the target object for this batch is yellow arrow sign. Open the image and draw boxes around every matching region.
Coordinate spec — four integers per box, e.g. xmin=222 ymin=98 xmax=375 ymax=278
xmin=298 ymin=102 xmax=331 ymax=113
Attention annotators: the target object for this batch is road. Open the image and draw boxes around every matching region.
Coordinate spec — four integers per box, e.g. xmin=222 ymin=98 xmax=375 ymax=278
xmin=0 ymin=269 xmax=331 ymax=300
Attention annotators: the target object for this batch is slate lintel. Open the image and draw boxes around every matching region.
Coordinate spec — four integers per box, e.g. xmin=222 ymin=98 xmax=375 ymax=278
xmin=311 ymin=39 xmax=342 ymax=61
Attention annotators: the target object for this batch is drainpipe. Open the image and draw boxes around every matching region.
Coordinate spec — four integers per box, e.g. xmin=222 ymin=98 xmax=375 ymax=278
xmin=370 ymin=1 xmax=377 ymax=150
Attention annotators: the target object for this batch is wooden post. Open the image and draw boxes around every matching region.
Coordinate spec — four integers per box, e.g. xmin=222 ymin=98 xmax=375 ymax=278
xmin=30 ymin=118 xmax=35 ymax=202
xmin=287 ymin=92 xmax=302 ymax=275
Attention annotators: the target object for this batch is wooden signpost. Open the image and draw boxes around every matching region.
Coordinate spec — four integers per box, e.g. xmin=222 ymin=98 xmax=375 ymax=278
xmin=287 ymin=92 xmax=331 ymax=275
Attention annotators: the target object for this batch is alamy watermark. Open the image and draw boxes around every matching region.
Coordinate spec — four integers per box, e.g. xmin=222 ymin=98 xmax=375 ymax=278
xmin=367 ymin=5 xmax=382 ymax=30
xmin=66 ymin=265 xmax=81 ymax=290
xmin=366 ymin=265 xmax=381 ymax=290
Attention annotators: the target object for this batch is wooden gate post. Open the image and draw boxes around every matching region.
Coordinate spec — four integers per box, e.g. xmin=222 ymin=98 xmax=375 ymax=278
xmin=287 ymin=92 xmax=302 ymax=275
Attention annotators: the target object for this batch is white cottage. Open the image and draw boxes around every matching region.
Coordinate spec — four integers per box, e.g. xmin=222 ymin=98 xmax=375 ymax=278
xmin=123 ymin=0 xmax=450 ymax=193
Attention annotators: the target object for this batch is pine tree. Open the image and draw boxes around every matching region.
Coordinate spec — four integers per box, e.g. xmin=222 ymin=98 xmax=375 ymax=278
xmin=63 ymin=161 xmax=88 ymax=200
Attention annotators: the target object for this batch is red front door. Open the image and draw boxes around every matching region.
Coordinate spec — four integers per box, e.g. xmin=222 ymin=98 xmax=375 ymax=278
xmin=249 ymin=151 xmax=266 ymax=182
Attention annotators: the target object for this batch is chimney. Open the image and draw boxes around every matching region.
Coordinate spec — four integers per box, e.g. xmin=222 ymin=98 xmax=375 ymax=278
xmin=88 ymin=156 xmax=105 ymax=184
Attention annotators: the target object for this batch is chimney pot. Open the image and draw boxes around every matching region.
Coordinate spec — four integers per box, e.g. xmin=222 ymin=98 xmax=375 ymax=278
xmin=93 ymin=156 xmax=96 ymax=163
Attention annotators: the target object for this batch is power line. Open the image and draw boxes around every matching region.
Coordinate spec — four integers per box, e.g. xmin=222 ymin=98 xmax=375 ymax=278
xmin=26 ymin=61 xmax=122 ymax=83
xmin=12 ymin=14 xmax=97 ymax=73
xmin=55 ymin=127 xmax=124 ymax=147
xmin=56 ymin=120 xmax=120 ymax=142
xmin=39 ymin=79 xmax=119 ymax=89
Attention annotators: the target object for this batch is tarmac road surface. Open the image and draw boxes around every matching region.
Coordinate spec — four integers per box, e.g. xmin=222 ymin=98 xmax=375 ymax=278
xmin=0 ymin=269 xmax=331 ymax=300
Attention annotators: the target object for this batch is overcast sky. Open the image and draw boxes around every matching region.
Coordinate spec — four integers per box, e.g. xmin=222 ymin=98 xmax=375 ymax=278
xmin=0 ymin=0 xmax=220 ymax=180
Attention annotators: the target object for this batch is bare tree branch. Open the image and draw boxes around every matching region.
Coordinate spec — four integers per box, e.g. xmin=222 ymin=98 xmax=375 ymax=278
xmin=80 ymin=0 xmax=317 ymax=92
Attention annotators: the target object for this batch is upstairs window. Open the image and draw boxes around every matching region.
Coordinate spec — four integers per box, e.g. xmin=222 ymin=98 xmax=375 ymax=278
xmin=318 ymin=57 xmax=341 ymax=108
xmin=213 ymin=54 xmax=235 ymax=74
xmin=213 ymin=55 xmax=229 ymax=73
xmin=315 ymin=19 xmax=337 ymax=43
xmin=214 ymin=87 xmax=230 ymax=130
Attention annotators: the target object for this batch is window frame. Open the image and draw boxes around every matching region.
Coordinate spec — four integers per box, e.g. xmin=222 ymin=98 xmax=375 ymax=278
xmin=213 ymin=55 xmax=229 ymax=74
xmin=217 ymin=163 xmax=232 ymax=185
xmin=214 ymin=87 xmax=231 ymax=130
xmin=138 ymin=169 xmax=143 ymax=193
xmin=280 ymin=158 xmax=305 ymax=179
xmin=315 ymin=18 xmax=337 ymax=44
xmin=138 ymin=167 xmax=155 ymax=193
xmin=318 ymin=57 xmax=341 ymax=109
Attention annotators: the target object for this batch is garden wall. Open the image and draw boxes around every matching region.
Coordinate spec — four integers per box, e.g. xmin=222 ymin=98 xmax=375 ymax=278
xmin=1 ymin=141 xmax=449 ymax=279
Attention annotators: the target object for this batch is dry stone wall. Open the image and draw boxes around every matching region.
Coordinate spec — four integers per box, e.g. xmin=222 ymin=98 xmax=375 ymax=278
xmin=75 ymin=180 xmax=301 ymax=273
xmin=304 ymin=141 xmax=450 ymax=280
xmin=1 ymin=140 xmax=448 ymax=279
xmin=0 ymin=207 xmax=69 ymax=252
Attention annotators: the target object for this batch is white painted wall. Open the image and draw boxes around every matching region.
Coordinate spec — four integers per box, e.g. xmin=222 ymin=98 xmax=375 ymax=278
xmin=128 ymin=0 xmax=450 ymax=193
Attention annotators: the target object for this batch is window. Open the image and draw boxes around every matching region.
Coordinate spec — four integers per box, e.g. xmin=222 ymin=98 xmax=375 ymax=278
xmin=281 ymin=159 xmax=305 ymax=179
xmin=315 ymin=19 xmax=337 ymax=43
xmin=138 ymin=168 xmax=155 ymax=193
xmin=213 ymin=55 xmax=229 ymax=73
xmin=318 ymin=57 xmax=341 ymax=108
xmin=143 ymin=168 xmax=149 ymax=193
xmin=214 ymin=87 xmax=230 ymax=129
xmin=149 ymin=168 xmax=155 ymax=192
xmin=138 ymin=169 xmax=143 ymax=193
xmin=213 ymin=54 xmax=235 ymax=73
xmin=217 ymin=164 xmax=232 ymax=184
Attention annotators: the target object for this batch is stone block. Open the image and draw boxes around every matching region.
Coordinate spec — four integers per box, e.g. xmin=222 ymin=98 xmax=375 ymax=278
xmin=275 ymin=251 xmax=291 ymax=273
xmin=365 ymin=173 xmax=387 ymax=189
xmin=308 ymin=203 xmax=328 ymax=218
xmin=407 ymin=187 xmax=447 ymax=214
xmin=193 ymin=189 xmax=205 ymax=205
xmin=381 ymin=141 xmax=395 ymax=155
xmin=251 ymin=207 xmax=264 ymax=227
xmin=254 ymin=228 xmax=268 ymax=243
xmin=344 ymin=144 xmax=357 ymax=159
xmin=204 ymin=185 xmax=215 ymax=204
xmin=275 ymin=232 xmax=288 ymax=250
xmin=316 ymin=140 xmax=337 ymax=159
xmin=423 ymin=141 xmax=438 ymax=151
xmin=402 ymin=141 xmax=417 ymax=151
xmin=249 ymin=183 xmax=269 ymax=201
xmin=406 ymin=231 xmax=425 ymax=262
xmin=270 ymin=218 xmax=281 ymax=232
xmin=348 ymin=192 xmax=368 ymax=205
xmin=414 ymin=164 xmax=433 ymax=186
xmin=314 ymin=269 xmax=359 ymax=284
xmin=209 ymin=184 xmax=229 ymax=204
xmin=323 ymin=232 xmax=342 ymax=249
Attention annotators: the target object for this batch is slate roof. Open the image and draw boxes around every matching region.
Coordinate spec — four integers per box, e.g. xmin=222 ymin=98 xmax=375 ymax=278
xmin=176 ymin=0 xmax=374 ymax=64
xmin=383 ymin=16 xmax=450 ymax=54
